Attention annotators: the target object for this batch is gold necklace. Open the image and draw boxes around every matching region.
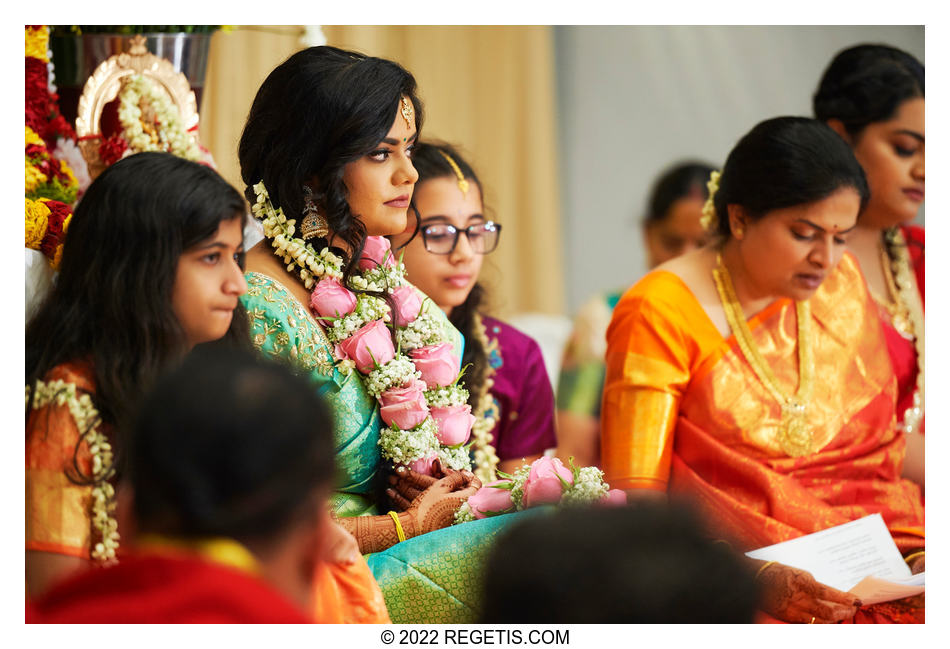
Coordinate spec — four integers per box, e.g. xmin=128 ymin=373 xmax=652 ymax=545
xmin=881 ymin=228 xmax=925 ymax=434
xmin=877 ymin=237 xmax=914 ymax=339
xmin=712 ymin=254 xmax=815 ymax=457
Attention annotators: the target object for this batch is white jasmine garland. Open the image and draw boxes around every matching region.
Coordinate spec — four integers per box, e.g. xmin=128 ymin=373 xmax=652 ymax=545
xmin=561 ymin=466 xmax=610 ymax=506
xmin=117 ymin=74 xmax=200 ymax=161
xmin=365 ymin=355 xmax=419 ymax=399
xmin=27 ymin=380 xmax=119 ymax=563
xmin=424 ymin=384 xmax=470 ymax=409
xmin=378 ymin=418 xmax=440 ymax=465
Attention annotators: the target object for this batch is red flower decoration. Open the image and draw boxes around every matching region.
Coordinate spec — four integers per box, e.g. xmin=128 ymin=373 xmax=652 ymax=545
xmin=99 ymin=135 xmax=129 ymax=166
xmin=25 ymin=58 xmax=49 ymax=135
xmin=39 ymin=200 xmax=72 ymax=259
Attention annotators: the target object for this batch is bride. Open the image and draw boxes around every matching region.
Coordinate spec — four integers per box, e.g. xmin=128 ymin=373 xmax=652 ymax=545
xmin=238 ymin=45 xmax=507 ymax=623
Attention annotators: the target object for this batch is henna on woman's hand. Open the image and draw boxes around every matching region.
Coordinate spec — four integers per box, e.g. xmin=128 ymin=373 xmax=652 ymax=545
xmin=756 ymin=561 xmax=861 ymax=623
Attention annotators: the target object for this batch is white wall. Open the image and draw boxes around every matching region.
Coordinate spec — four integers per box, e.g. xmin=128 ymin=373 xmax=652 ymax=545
xmin=554 ymin=25 xmax=925 ymax=314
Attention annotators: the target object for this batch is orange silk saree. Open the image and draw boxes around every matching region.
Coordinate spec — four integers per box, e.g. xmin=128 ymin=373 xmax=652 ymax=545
xmin=602 ymin=254 xmax=923 ymax=622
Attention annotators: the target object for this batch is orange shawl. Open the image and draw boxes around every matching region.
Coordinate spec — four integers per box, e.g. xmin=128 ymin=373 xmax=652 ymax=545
xmin=602 ymin=254 xmax=924 ymax=555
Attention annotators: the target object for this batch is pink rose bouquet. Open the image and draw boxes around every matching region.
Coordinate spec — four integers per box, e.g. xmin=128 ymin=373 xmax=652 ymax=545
xmin=391 ymin=285 xmax=424 ymax=327
xmin=466 ymin=480 xmax=515 ymax=519
xmin=408 ymin=450 xmax=439 ymax=476
xmin=410 ymin=343 xmax=460 ymax=388
xmin=338 ymin=319 xmax=396 ymax=373
xmin=523 ymin=456 xmax=574 ymax=508
xmin=379 ymin=378 xmax=430 ymax=430
xmin=429 ymin=403 xmax=476 ymax=446
xmin=310 ymin=277 xmax=358 ymax=318
xmin=358 ymin=235 xmax=397 ymax=270
xmin=453 ymin=456 xmax=626 ymax=524
xmin=600 ymin=489 xmax=628 ymax=506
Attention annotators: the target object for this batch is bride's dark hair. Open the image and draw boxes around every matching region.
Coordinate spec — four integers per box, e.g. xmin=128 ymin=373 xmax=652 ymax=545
xmin=238 ymin=45 xmax=424 ymax=290
xmin=26 ymin=152 xmax=250 ymax=481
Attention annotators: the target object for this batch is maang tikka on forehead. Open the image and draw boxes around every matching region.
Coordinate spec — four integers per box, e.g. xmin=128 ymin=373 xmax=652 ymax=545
xmin=400 ymin=96 xmax=414 ymax=130
xmin=438 ymin=150 xmax=470 ymax=197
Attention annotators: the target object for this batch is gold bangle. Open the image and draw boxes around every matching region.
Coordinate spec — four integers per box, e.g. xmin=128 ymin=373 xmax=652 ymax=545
xmin=754 ymin=560 xmax=777 ymax=582
xmin=388 ymin=511 xmax=406 ymax=543
xmin=904 ymin=550 xmax=925 ymax=566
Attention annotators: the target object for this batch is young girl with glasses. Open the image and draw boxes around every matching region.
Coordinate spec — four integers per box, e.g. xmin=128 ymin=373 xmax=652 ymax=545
xmin=389 ymin=141 xmax=557 ymax=482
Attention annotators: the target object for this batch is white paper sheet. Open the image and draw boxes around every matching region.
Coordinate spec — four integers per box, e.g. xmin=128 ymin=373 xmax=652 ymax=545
xmin=745 ymin=514 xmax=924 ymax=604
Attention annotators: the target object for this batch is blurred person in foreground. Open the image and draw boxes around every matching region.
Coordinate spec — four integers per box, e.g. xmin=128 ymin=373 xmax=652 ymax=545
xmin=28 ymin=347 xmax=357 ymax=623
xmin=480 ymin=501 xmax=757 ymax=623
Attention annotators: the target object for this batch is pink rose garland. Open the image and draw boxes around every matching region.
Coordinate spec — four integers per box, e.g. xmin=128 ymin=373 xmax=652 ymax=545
xmin=453 ymin=456 xmax=627 ymax=524
xmin=304 ymin=235 xmax=473 ymax=474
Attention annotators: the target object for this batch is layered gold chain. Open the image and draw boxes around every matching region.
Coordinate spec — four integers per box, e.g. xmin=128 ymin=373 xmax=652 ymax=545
xmin=713 ymin=254 xmax=815 ymax=457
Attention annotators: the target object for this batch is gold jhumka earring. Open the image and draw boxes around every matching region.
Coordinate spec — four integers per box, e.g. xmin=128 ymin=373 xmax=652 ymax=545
xmin=300 ymin=185 xmax=329 ymax=240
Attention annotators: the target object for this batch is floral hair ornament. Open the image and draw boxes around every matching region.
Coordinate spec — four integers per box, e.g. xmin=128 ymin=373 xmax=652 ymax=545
xmin=300 ymin=185 xmax=329 ymax=240
xmin=699 ymin=169 xmax=721 ymax=233
xmin=400 ymin=96 xmax=414 ymax=130
xmin=438 ymin=150 xmax=470 ymax=197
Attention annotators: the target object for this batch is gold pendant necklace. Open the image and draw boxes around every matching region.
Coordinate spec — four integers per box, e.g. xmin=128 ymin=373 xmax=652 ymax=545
xmin=712 ymin=253 xmax=815 ymax=457
xmin=878 ymin=236 xmax=915 ymax=339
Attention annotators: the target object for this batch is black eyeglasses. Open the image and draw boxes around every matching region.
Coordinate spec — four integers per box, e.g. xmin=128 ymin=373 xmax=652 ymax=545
xmin=420 ymin=221 xmax=502 ymax=255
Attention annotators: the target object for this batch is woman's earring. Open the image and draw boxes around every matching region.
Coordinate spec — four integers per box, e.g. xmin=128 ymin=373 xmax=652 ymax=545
xmin=301 ymin=186 xmax=329 ymax=240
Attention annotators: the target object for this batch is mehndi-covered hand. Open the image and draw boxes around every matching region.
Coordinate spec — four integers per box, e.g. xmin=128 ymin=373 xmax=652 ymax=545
xmin=756 ymin=561 xmax=861 ymax=623
xmin=400 ymin=469 xmax=481 ymax=537
xmin=386 ymin=462 xmax=441 ymax=511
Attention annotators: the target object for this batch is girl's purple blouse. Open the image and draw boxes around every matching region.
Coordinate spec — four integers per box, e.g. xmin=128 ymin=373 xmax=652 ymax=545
xmin=480 ymin=316 xmax=557 ymax=460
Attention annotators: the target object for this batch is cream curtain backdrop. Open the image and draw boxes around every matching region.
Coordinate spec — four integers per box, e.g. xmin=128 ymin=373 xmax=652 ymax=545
xmin=199 ymin=25 xmax=564 ymax=319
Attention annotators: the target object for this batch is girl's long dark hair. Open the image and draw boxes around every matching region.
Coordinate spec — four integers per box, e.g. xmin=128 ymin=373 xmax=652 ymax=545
xmin=26 ymin=152 xmax=250 ymax=481
xmin=399 ymin=141 xmax=490 ymax=411
xmin=813 ymin=43 xmax=924 ymax=138
xmin=238 ymin=45 xmax=424 ymax=298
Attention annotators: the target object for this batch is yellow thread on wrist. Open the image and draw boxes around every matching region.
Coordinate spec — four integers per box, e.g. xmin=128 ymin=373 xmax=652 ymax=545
xmin=754 ymin=560 xmax=777 ymax=581
xmin=388 ymin=511 xmax=406 ymax=543
xmin=904 ymin=550 xmax=925 ymax=566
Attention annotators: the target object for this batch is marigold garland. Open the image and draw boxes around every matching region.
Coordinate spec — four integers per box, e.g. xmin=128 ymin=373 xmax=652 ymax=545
xmin=25 ymin=26 xmax=50 ymax=62
xmin=25 ymin=198 xmax=50 ymax=249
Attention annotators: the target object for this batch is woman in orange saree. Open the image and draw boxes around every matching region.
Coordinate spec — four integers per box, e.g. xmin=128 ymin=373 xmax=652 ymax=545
xmin=26 ymin=153 xmax=250 ymax=598
xmin=602 ymin=117 xmax=924 ymax=624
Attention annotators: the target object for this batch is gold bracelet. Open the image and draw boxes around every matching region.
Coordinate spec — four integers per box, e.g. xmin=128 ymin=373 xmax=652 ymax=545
xmin=388 ymin=511 xmax=406 ymax=543
xmin=754 ymin=560 xmax=777 ymax=581
xmin=904 ymin=550 xmax=925 ymax=566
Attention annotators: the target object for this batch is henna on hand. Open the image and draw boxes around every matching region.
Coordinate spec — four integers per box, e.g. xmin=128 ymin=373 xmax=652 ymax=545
xmin=406 ymin=470 xmax=481 ymax=536
xmin=756 ymin=561 xmax=861 ymax=623
xmin=336 ymin=468 xmax=483 ymax=554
